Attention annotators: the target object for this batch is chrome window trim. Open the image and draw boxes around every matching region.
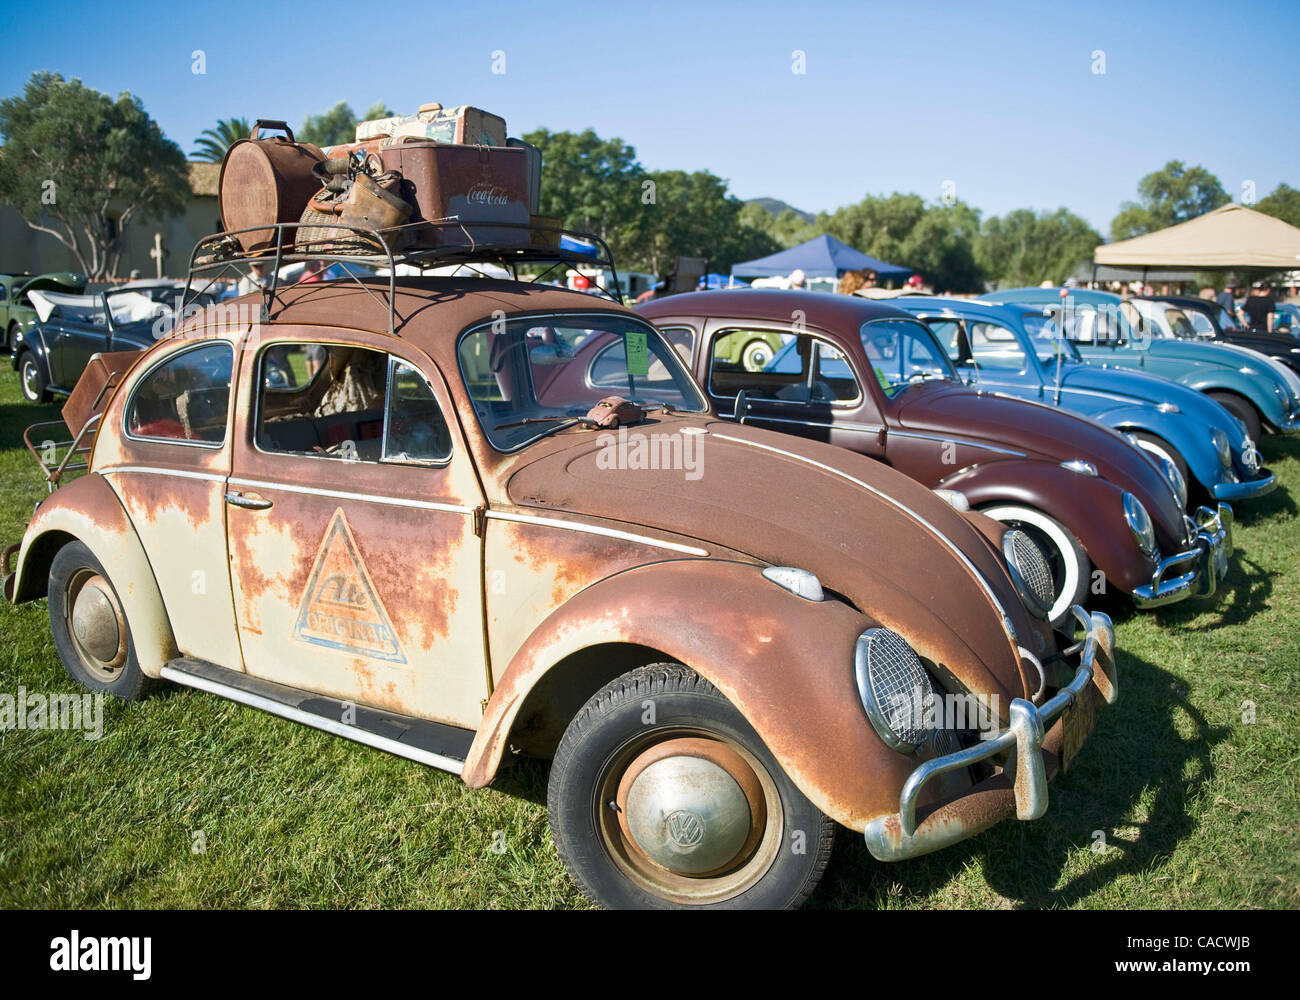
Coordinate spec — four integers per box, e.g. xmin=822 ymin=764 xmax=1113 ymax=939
xmin=122 ymin=340 xmax=235 ymax=450
xmin=456 ymin=311 xmax=707 ymax=455
xmin=706 ymin=326 xmax=864 ymax=408
xmin=251 ymin=339 xmax=453 ymax=470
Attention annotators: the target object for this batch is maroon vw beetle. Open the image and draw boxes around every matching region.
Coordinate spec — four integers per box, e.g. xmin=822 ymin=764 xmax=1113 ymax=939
xmin=637 ymin=290 xmax=1232 ymax=624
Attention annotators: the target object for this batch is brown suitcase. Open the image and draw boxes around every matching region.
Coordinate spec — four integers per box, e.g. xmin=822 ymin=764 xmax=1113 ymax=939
xmin=377 ymin=141 xmax=530 ymax=246
xmin=219 ymin=120 xmax=325 ymax=253
xmin=507 ymin=137 xmax=543 ymax=215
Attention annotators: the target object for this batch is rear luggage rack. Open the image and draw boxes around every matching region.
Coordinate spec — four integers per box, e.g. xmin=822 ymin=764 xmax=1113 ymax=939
xmin=23 ymin=414 xmax=101 ymax=492
xmin=183 ymin=220 xmax=625 ymax=338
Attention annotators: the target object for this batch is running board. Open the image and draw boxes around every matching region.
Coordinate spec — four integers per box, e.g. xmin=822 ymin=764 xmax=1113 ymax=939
xmin=159 ymin=658 xmax=474 ymax=775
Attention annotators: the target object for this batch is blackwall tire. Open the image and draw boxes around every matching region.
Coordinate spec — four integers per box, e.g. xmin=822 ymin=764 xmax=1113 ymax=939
xmin=548 ymin=662 xmax=835 ymax=909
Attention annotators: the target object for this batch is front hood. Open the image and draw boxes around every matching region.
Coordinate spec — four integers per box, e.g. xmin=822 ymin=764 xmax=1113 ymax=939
xmin=504 ymin=414 xmax=1038 ymax=704
xmin=894 ymin=383 xmax=1185 ymax=546
xmin=1063 ymin=364 xmax=1237 ymax=426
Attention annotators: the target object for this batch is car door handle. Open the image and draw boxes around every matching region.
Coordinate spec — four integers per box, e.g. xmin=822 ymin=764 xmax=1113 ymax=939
xmin=224 ymin=491 xmax=272 ymax=510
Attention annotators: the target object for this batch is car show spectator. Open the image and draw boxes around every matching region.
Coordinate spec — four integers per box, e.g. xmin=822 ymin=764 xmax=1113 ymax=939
xmin=1217 ymin=282 xmax=1239 ymax=316
xmin=1241 ymin=281 xmax=1276 ymax=332
xmin=788 ymin=268 xmax=807 ymax=290
xmin=236 ymin=261 xmax=271 ymax=297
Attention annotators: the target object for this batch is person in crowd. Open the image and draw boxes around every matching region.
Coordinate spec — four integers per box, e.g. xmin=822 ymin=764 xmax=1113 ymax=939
xmin=1199 ymin=286 xmax=1217 ymax=301
xmin=236 ymin=261 xmax=271 ymax=297
xmin=861 ymin=269 xmax=878 ymax=290
xmin=1241 ymin=281 xmax=1276 ymax=332
xmin=788 ymin=268 xmax=807 ymax=290
xmin=1217 ymin=282 xmax=1238 ymax=316
xmin=297 ymin=260 xmax=328 ymax=284
xmin=838 ymin=270 xmax=866 ymax=295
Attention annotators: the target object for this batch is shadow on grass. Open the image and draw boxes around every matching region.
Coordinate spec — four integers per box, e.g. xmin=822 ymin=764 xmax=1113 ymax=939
xmin=810 ymin=648 xmax=1228 ymax=909
xmin=0 ymin=401 xmax=64 ymax=452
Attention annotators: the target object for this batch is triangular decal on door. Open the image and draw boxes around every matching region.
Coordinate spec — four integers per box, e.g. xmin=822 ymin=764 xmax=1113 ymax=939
xmin=292 ymin=508 xmax=407 ymax=664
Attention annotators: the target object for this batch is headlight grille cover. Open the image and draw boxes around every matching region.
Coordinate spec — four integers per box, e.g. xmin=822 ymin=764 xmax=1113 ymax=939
xmin=856 ymin=629 xmax=935 ymax=749
xmin=1004 ymin=529 xmax=1055 ymax=618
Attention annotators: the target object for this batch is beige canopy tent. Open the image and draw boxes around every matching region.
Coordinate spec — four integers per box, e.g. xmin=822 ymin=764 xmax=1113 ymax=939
xmin=1094 ymin=203 xmax=1300 ymax=270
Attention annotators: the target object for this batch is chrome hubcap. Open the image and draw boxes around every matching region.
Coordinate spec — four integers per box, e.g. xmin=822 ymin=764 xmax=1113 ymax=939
xmin=616 ymin=737 xmax=766 ymax=877
xmin=22 ymin=361 xmax=39 ymax=397
xmin=67 ymin=571 xmax=127 ymax=679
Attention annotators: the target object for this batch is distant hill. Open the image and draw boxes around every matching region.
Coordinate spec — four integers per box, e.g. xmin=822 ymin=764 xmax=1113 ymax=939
xmin=746 ymin=198 xmax=814 ymax=224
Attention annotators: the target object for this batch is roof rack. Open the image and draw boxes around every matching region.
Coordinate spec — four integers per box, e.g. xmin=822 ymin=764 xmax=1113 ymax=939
xmin=183 ymin=219 xmax=625 ymax=337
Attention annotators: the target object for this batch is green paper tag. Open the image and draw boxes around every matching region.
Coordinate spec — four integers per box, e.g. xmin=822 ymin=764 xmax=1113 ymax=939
xmin=626 ymin=332 xmax=649 ymax=376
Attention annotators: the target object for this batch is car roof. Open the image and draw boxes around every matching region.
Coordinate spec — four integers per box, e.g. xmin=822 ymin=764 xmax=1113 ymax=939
xmin=636 ymin=288 xmax=918 ymax=328
xmin=892 ymin=296 xmax=1046 ymax=322
xmin=981 ymin=286 xmax=1121 ymax=306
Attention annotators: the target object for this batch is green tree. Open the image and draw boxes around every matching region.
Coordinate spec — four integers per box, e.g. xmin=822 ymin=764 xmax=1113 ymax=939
xmin=626 ymin=169 xmax=778 ymax=275
xmin=977 ymin=207 xmax=1102 ymax=287
xmin=522 ymin=127 xmax=643 ymax=244
xmin=190 ymin=116 xmax=250 ymax=163
xmin=0 ymin=72 xmax=189 ymax=279
xmin=297 ymin=100 xmax=393 ymax=147
xmin=1110 ymin=160 xmax=1229 ymax=240
xmin=1255 ymin=182 xmax=1300 ymax=228
xmin=738 ymin=201 xmax=816 ymax=248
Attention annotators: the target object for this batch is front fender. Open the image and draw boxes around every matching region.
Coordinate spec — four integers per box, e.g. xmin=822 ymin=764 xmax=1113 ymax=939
xmin=8 ymin=473 xmax=177 ymax=677
xmin=1178 ymin=368 xmax=1286 ymax=428
xmin=938 ymin=460 xmax=1151 ymax=594
xmin=1101 ymin=404 xmax=1224 ymax=491
xmin=464 ymin=558 xmax=932 ymax=832
xmin=12 ymin=323 xmax=50 ymax=374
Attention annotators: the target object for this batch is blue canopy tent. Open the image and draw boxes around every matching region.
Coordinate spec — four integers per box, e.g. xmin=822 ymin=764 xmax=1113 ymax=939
xmin=698 ymin=272 xmax=749 ymax=290
xmin=730 ymin=234 xmax=911 ymax=282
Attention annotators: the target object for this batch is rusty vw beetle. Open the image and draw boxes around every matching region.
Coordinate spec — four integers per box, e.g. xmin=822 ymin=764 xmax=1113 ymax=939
xmin=3 ymin=275 xmax=1116 ymax=908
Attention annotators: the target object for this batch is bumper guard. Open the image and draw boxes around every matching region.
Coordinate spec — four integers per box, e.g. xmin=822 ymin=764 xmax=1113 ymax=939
xmin=1131 ymin=503 xmax=1232 ymax=609
xmin=863 ymin=606 xmax=1117 ymax=862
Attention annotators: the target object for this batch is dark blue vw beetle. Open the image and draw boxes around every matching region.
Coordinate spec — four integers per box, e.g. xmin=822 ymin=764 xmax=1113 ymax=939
xmin=894 ymin=297 xmax=1276 ymax=509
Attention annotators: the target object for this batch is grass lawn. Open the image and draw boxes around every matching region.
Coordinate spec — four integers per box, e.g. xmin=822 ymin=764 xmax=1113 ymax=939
xmin=0 ymin=361 xmax=1296 ymax=909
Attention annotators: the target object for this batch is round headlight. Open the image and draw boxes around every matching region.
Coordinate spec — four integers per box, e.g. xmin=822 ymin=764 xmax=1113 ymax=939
xmin=1211 ymin=429 xmax=1231 ymax=467
xmin=1002 ymin=529 xmax=1054 ymax=620
xmin=1122 ymin=492 xmax=1157 ymax=558
xmin=853 ymin=629 xmax=935 ymax=752
xmin=1157 ymin=455 xmax=1188 ymax=509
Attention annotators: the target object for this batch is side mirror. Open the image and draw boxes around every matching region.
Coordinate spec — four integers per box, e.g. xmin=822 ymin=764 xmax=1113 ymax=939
xmin=734 ymin=388 xmax=750 ymax=425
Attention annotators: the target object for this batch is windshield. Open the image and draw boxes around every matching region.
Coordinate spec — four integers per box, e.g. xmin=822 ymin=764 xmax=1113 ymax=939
xmin=859 ymin=318 xmax=957 ymax=397
xmin=458 ymin=313 xmax=708 ymax=451
xmin=1022 ymin=312 xmax=1082 ymax=364
xmin=1055 ymin=301 xmax=1144 ymax=343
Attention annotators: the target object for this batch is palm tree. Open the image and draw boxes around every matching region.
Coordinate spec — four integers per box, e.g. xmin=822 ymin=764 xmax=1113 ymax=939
xmin=191 ymin=117 xmax=251 ymax=162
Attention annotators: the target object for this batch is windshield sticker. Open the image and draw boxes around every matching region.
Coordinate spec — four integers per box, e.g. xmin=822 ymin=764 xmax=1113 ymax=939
xmin=626 ymin=331 xmax=649 ymax=376
xmin=292 ymin=509 xmax=407 ymax=664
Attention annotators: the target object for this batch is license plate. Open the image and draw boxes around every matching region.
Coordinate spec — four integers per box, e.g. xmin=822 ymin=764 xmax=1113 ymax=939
xmin=1061 ymin=684 xmax=1098 ymax=772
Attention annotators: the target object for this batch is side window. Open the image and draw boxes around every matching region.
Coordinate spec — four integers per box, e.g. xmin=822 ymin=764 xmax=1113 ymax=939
xmin=657 ymin=326 xmax=696 ymax=365
xmin=384 ymin=359 xmax=452 ymax=464
xmin=709 ymin=330 xmax=858 ymax=404
xmin=126 ymin=343 xmax=233 ymax=444
xmin=925 ymin=319 xmax=963 ymax=362
xmin=967 ymin=321 xmax=1026 ymax=371
xmin=256 ymin=343 xmax=451 ymax=465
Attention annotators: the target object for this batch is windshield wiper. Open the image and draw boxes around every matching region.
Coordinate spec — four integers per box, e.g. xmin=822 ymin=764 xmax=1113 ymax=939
xmin=494 ymin=414 xmax=602 ymax=437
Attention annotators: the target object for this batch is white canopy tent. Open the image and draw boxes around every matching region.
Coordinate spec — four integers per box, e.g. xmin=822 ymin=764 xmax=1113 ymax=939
xmin=1094 ymin=203 xmax=1300 ymax=270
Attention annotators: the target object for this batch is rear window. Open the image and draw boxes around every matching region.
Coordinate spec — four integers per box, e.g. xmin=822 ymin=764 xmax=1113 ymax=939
xmin=126 ymin=343 xmax=233 ymax=445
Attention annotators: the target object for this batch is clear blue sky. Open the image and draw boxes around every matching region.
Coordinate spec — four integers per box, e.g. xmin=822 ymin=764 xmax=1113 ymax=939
xmin=1 ymin=0 xmax=1295 ymax=234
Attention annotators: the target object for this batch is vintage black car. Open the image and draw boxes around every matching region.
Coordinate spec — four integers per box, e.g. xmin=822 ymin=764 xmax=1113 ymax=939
xmin=13 ymin=281 xmax=216 ymax=402
xmin=1140 ymin=295 xmax=1300 ymax=378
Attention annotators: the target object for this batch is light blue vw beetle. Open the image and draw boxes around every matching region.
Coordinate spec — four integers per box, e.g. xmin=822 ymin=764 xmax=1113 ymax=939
xmin=979 ymin=287 xmax=1300 ymax=445
xmin=895 ymin=297 xmax=1277 ymax=508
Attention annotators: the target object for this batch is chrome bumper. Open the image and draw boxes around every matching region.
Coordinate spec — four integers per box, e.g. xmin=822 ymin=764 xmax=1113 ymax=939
xmin=863 ymin=607 xmax=1117 ymax=862
xmin=1131 ymin=503 xmax=1232 ymax=610
xmin=1212 ymin=470 xmax=1276 ymax=501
